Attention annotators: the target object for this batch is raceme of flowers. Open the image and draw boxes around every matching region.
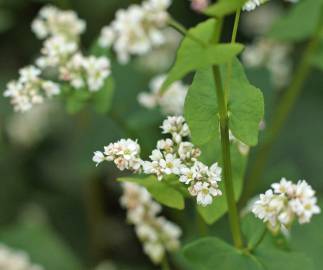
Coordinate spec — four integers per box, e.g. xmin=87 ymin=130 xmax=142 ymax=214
xmin=93 ymin=116 xmax=223 ymax=207
xmin=0 ymin=244 xmax=43 ymax=270
xmin=4 ymin=5 xmax=111 ymax=112
xmin=243 ymin=0 xmax=298 ymax=12
xmin=252 ymin=178 xmax=321 ymax=233
xmin=120 ymin=182 xmax=181 ymax=264
xmin=242 ymin=38 xmax=292 ymax=89
xmin=137 ymin=75 xmax=188 ymax=115
xmin=98 ymin=0 xmax=172 ymax=64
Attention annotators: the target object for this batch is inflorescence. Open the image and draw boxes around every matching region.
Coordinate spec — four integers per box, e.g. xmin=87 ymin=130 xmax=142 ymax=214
xmin=93 ymin=116 xmax=223 ymax=207
xmin=252 ymin=178 xmax=321 ymax=233
xmin=120 ymin=182 xmax=181 ymax=264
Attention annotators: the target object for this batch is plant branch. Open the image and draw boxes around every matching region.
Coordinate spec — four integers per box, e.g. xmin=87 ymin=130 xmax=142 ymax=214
xmin=213 ymin=66 xmax=244 ymax=249
xmin=168 ymin=17 xmax=207 ymax=47
xmin=240 ymin=25 xmax=323 ymax=206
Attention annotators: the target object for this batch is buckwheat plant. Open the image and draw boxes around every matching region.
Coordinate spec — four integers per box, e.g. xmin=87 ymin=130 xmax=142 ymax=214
xmin=4 ymin=0 xmax=323 ymax=269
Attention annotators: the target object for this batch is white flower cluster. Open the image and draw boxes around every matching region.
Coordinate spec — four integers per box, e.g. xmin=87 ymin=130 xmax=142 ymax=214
xmin=0 ymin=244 xmax=43 ymax=270
xmin=4 ymin=66 xmax=60 ymax=112
xmin=93 ymin=116 xmax=223 ymax=206
xmin=243 ymin=0 xmax=298 ymax=12
xmin=242 ymin=38 xmax=292 ymax=89
xmin=252 ymin=178 xmax=321 ymax=233
xmin=93 ymin=138 xmax=142 ymax=171
xmin=138 ymin=75 xmax=188 ymax=115
xmin=190 ymin=0 xmax=210 ymax=13
xmin=120 ymin=182 xmax=181 ymax=264
xmin=3 ymin=5 xmax=111 ymax=112
xmin=98 ymin=0 xmax=172 ymax=64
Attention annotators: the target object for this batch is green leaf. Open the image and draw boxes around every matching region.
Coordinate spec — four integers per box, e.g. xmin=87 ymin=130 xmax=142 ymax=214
xmin=312 ymin=42 xmax=323 ymax=70
xmin=197 ymin=140 xmax=247 ymax=224
xmin=91 ymin=76 xmax=115 ymax=114
xmin=118 ymin=175 xmax=185 ymax=210
xmin=255 ymin=248 xmax=315 ymax=270
xmin=269 ymin=0 xmax=323 ymax=42
xmin=289 ymin=202 xmax=323 ymax=270
xmin=183 ymin=237 xmax=314 ymax=270
xmin=162 ymin=19 xmax=243 ymax=91
xmin=204 ymin=0 xmax=247 ymax=17
xmin=183 ymin=237 xmax=263 ymax=270
xmin=185 ymin=59 xmax=264 ymax=147
xmin=241 ymin=213 xmax=266 ymax=249
xmin=0 ymin=222 xmax=83 ymax=270
xmin=64 ymin=86 xmax=91 ymax=114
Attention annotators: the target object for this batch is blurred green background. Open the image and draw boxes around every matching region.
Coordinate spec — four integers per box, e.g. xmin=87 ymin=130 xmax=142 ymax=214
xmin=0 ymin=0 xmax=322 ymax=269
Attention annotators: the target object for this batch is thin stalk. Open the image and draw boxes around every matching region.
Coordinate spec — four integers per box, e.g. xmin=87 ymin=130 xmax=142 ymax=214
xmin=240 ymin=25 xmax=323 ymax=206
xmin=212 ymin=66 xmax=244 ymax=248
xmin=161 ymin=256 xmax=171 ymax=270
xmin=168 ymin=17 xmax=207 ymax=47
xmin=248 ymin=228 xmax=267 ymax=252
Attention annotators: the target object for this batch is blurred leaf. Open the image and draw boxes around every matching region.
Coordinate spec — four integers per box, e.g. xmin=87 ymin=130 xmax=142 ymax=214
xmin=312 ymin=42 xmax=323 ymax=70
xmin=183 ymin=237 xmax=263 ymax=270
xmin=0 ymin=222 xmax=83 ymax=270
xmin=118 ymin=175 xmax=185 ymax=210
xmin=197 ymin=141 xmax=247 ymax=224
xmin=185 ymin=59 xmax=264 ymax=147
xmin=0 ymin=9 xmax=14 ymax=32
xmin=241 ymin=213 xmax=266 ymax=250
xmin=91 ymin=76 xmax=115 ymax=114
xmin=204 ymin=0 xmax=246 ymax=17
xmin=289 ymin=201 xmax=323 ymax=270
xmin=64 ymin=86 xmax=91 ymax=114
xmin=162 ymin=19 xmax=243 ymax=91
xmin=269 ymin=0 xmax=323 ymax=42
xmin=183 ymin=237 xmax=314 ymax=270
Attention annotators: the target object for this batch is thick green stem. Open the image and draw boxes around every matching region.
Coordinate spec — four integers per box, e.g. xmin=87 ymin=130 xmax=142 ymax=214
xmin=213 ymin=66 xmax=244 ymax=249
xmin=240 ymin=26 xmax=322 ymax=206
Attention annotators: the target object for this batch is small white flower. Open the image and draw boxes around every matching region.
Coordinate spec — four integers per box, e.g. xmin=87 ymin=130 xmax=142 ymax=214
xmin=92 ymin=151 xmax=105 ymax=166
xmin=190 ymin=0 xmax=210 ymax=13
xmin=242 ymin=0 xmax=268 ymax=12
xmin=159 ymin=153 xmax=182 ymax=175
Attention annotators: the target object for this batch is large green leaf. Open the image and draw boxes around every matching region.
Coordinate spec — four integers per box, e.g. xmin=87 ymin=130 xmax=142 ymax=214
xmin=118 ymin=175 xmax=185 ymax=210
xmin=183 ymin=237 xmax=314 ymax=270
xmin=162 ymin=19 xmax=243 ymax=91
xmin=0 ymin=222 xmax=83 ymax=270
xmin=185 ymin=59 xmax=264 ymax=147
xmin=197 ymin=140 xmax=247 ymax=224
xmin=204 ymin=0 xmax=247 ymax=17
xmin=241 ymin=213 xmax=266 ymax=250
xmin=269 ymin=0 xmax=323 ymax=42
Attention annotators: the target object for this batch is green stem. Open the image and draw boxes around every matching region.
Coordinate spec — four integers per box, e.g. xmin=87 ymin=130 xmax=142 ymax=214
xmin=248 ymin=228 xmax=267 ymax=252
xmin=161 ymin=255 xmax=171 ymax=270
xmin=240 ymin=25 xmax=323 ymax=206
xmin=212 ymin=66 xmax=244 ymax=249
xmin=168 ymin=17 xmax=207 ymax=47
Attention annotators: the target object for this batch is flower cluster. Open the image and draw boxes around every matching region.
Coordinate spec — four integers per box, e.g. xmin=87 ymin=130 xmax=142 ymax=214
xmin=4 ymin=66 xmax=60 ymax=112
xmin=120 ymin=182 xmax=182 ymax=264
xmin=93 ymin=116 xmax=223 ymax=206
xmin=242 ymin=38 xmax=292 ymax=89
xmin=0 ymin=244 xmax=43 ymax=270
xmin=138 ymin=75 xmax=188 ymax=115
xmin=98 ymin=0 xmax=172 ymax=64
xmin=252 ymin=178 xmax=321 ymax=233
xmin=3 ymin=5 xmax=111 ymax=112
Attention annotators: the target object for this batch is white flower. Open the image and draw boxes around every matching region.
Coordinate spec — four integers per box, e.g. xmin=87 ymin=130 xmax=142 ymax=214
xmin=252 ymin=178 xmax=321 ymax=233
xmin=3 ymin=66 xmax=60 ymax=112
xmin=120 ymin=182 xmax=181 ymax=265
xmin=0 ymin=244 xmax=44 ymax=270
xmin=242 ymin=0 xmax=268 ymax=12
xmin=32 ymin=5 xmax=86 ymax=40
xmin=92 ymin=151 xmax=105 ymax=166
xmin=189 ymin=181 xmax=220 ymax=207
xmin=190 ymin=0 xmax=210 ymax=13
xmin=159 ymin=153 xmax=182 ymax=175
xmin=161 ymin=116 xmax=190 ymax=140
xmin=98 ymin=0 xmax=171 ymax=64
xmin=138 ymin=75 xmax=188 ymax=115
